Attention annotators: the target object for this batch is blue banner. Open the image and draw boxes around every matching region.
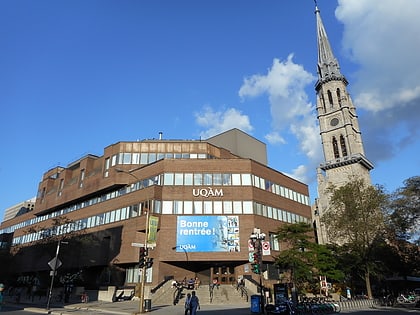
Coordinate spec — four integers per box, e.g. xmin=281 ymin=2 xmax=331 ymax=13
xmin=176 ymin=216 xmax=240 ymax=252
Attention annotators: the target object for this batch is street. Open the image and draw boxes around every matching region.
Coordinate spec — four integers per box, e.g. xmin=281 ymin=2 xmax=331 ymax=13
xmin=4 ymin=305 xmax=419 ymax=315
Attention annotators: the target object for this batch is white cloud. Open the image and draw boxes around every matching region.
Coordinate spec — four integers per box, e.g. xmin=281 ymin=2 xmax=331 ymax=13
xmin=336 ymin=0 xmax=420 ymax=164
xmin=239 ymin=54 xmax=322 ymax=175
xmin=265 ymin=131 xmax=286 ymax=145
xmin=195 ymin=106 xmax=253 ymax=139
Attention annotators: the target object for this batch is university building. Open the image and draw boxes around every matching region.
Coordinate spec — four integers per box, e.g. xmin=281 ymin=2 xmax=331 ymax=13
xmin=0 ymin=128 xmax=311 ymax=290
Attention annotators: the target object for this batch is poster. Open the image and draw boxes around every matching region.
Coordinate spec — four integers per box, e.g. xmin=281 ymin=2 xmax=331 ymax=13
xmin=176 ymin=215 xmax=240 ymax=252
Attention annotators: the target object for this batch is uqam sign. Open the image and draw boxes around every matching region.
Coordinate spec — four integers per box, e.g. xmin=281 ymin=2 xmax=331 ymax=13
xmin=176 ymin=216 xmax=239 ymax=252
xmin=192 ymin=187 xmax=223 ymax=198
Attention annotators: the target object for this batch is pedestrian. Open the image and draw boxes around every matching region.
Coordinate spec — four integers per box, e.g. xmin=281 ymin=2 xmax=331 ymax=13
xmin=0 ymin=283 xmax=4 ymax=311
xmin=194 ymin=277 xmax=201 ymax=289
xmin=184 ymin=293 xmax=191 ymax=315
xmin=190 ymin=290 xmax=200 ymax=315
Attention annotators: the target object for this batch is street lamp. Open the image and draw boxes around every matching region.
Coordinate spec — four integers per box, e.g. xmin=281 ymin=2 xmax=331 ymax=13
xmin=171 ymin=245 xmax=189 ymax=262
xmin=115 ymin=167 xmax=149 ymax=314
xmin=249 ymin=228 xmax=265 ymax=315
xmin=47 ymin=240 xmax=68 ymax=310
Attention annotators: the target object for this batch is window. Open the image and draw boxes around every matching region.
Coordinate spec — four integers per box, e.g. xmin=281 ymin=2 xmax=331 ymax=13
xmin=269 ymin=233 xmax=280 ymax=251
xmin=241 ymin=174 xmax=251 ymax=185
xmin=162 ymin=201 xmax=173 ymax=214
xmin=184 ymin=173 xmax=193 ymax=185
xmin=104 ymin=158 xmax=110 ymax=177
xmin=174 ymin=201 xmax=183 ymax=214
xmin=140 ymin=153 xmax=148 ymax=164
xmin=123 ymin=153 xmax=131 ymax=164
xmin=132 ymin=153 xmax=140 ymax=164
xmin=184 ymin=201 xmax=193 ymax=214
xmin=149 ymin=153 xmax=157 ymax=163
xmin=243 ymin=201 xmax=253 ymax=214
xmin=203 ymin=173 xmax=212 ymax=185
xmin=58 ymin=179 xmax=64 ymax=196
xmin=194 ymin=174 xmax=202 ymax=186
xmin=223 ymin=201 xmax=232 ymax=214
xmin=340 ymin=135 xmax=348 ymax=156
xmin=193 ymin=201 xmax=202 ymax=214
xmin=233 ymin=201 xmax=242 ymax=214
xmin=222 ymin=174 xmax=231 ymax=185
xmin=79 ymin=169 xmax=85 ymax=188
xmin=213 ymin=174 xmax=222 ymax=185
xmin=164 ymin=173 xmax=174 ymax=185
xmin=328 ymin=90 xmax=333 ymax=107
xmin=174 ymin=173 xmax=183 ymax=185
xmin=232 ymin=174 xmax=241 ymax=185
xmin=203 ymin=201 xmax=212 ymax=214
xmin=332 ymin=137 xmax=340 ymax=158
xmin=214 ymin=201 xmax=223 ymax=214
xmin=111 ymin=154 xmax=117 ymax=166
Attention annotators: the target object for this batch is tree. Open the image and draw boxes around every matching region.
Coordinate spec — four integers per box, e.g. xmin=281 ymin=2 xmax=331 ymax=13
xmin=275 ymin=222 xmax=343 ymax=295
xmin=380 ymin=176 xmax=420 ymax=279
xmin=321 ymin=177 xmax=388 ymax=299
xmin=386 ymin=176 xmax=420 ymax=244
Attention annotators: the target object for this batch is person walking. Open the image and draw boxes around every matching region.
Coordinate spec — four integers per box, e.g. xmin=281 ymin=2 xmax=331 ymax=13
xmin=190 ymin=290 xmax=200 ymax=315
xmin=184 ymin=293 xmax=192 ymax=315
xmin=0 ymin=283 xmax=5 ymax=311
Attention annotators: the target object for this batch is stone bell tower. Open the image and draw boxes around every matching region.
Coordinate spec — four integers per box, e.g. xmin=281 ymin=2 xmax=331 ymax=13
xmin=312 ymin=4 xmax=374 ymax=244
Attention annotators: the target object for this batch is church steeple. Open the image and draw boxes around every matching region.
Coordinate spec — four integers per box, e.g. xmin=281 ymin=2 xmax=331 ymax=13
xmin=315 ymin=5 xmax=347 ymax=91
xmin=311 ymin=3 xmax=374 ymax=245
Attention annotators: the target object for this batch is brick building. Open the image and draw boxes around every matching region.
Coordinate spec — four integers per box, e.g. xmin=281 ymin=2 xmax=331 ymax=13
xmin=0 ymin=129 xmax=311 ymax=290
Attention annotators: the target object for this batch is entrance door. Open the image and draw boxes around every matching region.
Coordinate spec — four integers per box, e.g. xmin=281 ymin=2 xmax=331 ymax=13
xmin=211 ymin=266 xmax=235 ymax=285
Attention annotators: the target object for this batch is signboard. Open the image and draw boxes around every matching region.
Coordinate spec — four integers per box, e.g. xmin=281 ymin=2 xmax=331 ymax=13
xmin=176 ymin=216 xmax=239 ymax=252
xmin=48 ymin=258 xmax=62 ymax=270
xmin=147 ymin=215 xmax=159 ymax=246
xmin=262 ymin=241 xmax=271 ymax=256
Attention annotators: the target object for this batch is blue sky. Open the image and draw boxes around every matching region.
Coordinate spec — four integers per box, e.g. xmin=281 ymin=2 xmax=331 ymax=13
xmin=1 ymin=0 xmax=419 ymax=220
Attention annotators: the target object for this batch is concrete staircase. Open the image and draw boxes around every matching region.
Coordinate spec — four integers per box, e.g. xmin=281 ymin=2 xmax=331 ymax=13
xmin=151 ymin=283 xmax=250 ymax=307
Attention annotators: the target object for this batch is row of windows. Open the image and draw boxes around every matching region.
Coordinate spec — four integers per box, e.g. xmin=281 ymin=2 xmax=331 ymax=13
xmin=1 ymin=172 xmax=308 ymax=235
xmin=109 ymin=152 xmax=214 ymax=168
xmin=12 ymin=199 xmax=309 ymax=246
xmin=161 ymin=172 xmax=309 ymax=205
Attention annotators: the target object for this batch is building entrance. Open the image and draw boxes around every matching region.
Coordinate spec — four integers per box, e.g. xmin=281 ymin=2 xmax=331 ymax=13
xmin=210 ymin=265 xmax=235 ymax=285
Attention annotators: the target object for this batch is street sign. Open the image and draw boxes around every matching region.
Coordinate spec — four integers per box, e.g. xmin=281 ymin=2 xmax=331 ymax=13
xmin=48 ymin=258 xmax=62 ymax=270
xmin=262 ymin=241 xmax=271 ymax=256
xmin=131 ymin=243 xmax=154 ymax=248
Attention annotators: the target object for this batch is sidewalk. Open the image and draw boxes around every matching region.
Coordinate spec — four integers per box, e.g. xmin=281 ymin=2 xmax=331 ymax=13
xmin=3 ymin=295 xmax=252 ymax=315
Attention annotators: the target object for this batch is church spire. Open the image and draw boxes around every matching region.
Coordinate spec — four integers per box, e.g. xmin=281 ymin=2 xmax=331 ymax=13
xmin=315 ymin=4 xmax=347 ymax=90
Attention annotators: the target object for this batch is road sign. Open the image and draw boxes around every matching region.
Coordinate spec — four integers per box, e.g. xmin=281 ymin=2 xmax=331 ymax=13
xmin=48 ymin=258 xmax=62 ymax=270
xmin=262 ymin=241 xmax=271 ymax=255
xmin=131 ymin=242 xmax=144 ymax=247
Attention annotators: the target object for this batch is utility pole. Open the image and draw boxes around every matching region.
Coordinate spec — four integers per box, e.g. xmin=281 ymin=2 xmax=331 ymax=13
xmin=249 ymin=228 xmax=266 ymax=314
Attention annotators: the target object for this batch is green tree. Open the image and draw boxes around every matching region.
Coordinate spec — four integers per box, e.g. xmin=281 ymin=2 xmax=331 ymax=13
xmin=275 ymin=222 xmax=343 ymax=295
xmin=386 ymin=176 xmax=420 ymax=244
xmin=380 ymin=176 xmax=420 ymax=278
xmin=322 ymin=177 xmax=388 ymax=299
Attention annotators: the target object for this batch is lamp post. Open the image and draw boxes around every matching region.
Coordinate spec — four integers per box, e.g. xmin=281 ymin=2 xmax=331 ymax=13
xmin=116 ymin=167 xmax=149 ymax=314
xmin=171 ymin=245 xmax=189 ymax=262
xmin=47 ymin=240 xmax=68 ymax=310
xmin=249 ymin=228 xmax=265 ymax=315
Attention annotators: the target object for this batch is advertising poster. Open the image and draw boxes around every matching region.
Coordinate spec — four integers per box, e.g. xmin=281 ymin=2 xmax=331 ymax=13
xmin=147 ymin=215 xmax=159 ymax=246
xmin=176 ymin=216 xmax=240 ymax=252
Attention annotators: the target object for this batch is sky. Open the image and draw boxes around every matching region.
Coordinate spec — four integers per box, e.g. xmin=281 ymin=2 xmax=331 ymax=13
xmin=1 ymin=0 xmax=419 ymax=221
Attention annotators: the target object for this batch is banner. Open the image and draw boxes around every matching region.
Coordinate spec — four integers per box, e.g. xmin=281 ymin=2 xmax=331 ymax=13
xmin=147 ymin=215 xmax=159 ymax=246
xmin=176 ymin=216 xmax=240 ymax=252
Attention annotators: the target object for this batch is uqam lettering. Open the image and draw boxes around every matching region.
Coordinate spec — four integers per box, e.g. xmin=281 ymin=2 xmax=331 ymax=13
xmin=192 ymin=187 xmax=223 ymax=198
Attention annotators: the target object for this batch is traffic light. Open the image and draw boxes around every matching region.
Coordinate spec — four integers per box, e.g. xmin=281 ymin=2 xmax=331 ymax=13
xmin=253 ymin=252 xmax=260 ymax=265
xmin=252 ymin=263 xmax=260 ymax=274
xmin=139 ymin=247 xmax=148 ymax=268
xmin=145 ymin=257 xmax=154 ymax=269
